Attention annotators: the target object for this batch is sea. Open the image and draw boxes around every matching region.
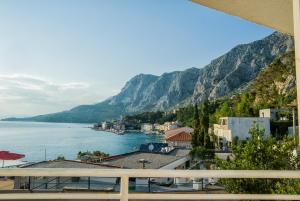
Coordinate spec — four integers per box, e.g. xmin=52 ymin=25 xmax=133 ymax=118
xmin=0 ymin=121 xmax=164 ymax=166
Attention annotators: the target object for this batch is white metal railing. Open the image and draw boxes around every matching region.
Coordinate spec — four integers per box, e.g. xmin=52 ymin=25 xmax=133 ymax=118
xmin=0 ymin=168 xmax=299 ymax=200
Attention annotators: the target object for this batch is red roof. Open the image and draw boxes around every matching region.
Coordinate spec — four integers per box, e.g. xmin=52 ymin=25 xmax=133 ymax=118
xmin=165 ymin=127 xmax=194 ymax=139
xmin=165 ymin=131 xmax=192 ymax=142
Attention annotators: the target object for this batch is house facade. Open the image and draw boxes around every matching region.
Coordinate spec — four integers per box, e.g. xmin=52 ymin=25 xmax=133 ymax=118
xmin=213 ymin=117 xmax=271 ymax=147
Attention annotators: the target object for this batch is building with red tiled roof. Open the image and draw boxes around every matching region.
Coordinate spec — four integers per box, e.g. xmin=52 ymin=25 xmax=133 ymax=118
xmin=165 ymin=128 xmax=193 ymax=148
xmin=165 ymin=127 xmax=194 ymax=138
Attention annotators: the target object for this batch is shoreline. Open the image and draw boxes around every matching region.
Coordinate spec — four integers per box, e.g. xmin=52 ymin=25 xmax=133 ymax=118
xmin=91 ymin=127 xmax=143 ymax=135
xmin=92 ymin=127 xmax=164 ymax=135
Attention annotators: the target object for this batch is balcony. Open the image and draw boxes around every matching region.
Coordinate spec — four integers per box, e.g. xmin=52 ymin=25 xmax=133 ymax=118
xmin=0 ymin=168 xmax=299 ymax=200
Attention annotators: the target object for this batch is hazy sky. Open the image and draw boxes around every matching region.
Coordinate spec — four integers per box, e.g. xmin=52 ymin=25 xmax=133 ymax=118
xmin=0 ymin=0 xmax=273 ymax=117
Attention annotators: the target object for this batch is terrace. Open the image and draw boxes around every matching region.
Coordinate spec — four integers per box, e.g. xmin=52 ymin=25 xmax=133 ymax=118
xmin=1 ymin=0 xmax=300 ymax=200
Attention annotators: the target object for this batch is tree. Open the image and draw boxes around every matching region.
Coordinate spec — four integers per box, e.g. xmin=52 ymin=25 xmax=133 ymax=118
xmin=235 ymin=93 xmax=253 ymax=117
xmin=77 ymin=150 xmax=109 ymax=162
xmin=199 ymin=101 xmax=209 ymax=133
xmin=191 ymin=101 xmax=215 ymax=160
xmin=192 ymin=104 xmax=201 ymax=147
xmin=218 ymin=123 xmax=300 ymax=194
xmin=214 ymin=102 xmax=234 ymax=122
xmin=192 ymin=102 xmax=210 ymax=148
xmin=56 ymin=155 xmax=65 ymax=160
xmin=199 ymin=101 xmax=212 ymax=148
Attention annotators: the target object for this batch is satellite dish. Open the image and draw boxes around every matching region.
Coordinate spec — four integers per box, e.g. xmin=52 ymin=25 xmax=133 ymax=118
xmin=148 ymin=144 xmax=154 ymax=152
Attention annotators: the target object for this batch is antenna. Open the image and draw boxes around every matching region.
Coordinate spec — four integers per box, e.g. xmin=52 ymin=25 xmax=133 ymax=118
xmin=44 ymin=148 xmax=47 ymax=161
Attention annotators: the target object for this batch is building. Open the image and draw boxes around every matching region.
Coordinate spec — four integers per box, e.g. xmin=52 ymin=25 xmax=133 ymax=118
xmin=113 ymin=120 xmax=125 ymax=131
xmin=164 ymin=121 xmax=180 ymax=131
xmin=165 ymin=127 xmax=194 ymax=137
xmin=14 ymin=145 xmax=191 ymax=193
xmin=165 ymin=127 xmax=194 ymax=148
xmin=153 ymin=123 xmax=164 ymax=131
xmin=101 ymin=121 xmax=112 ymax=130
xmin=214 ymin=117 xmax=271 ymax=147
xmin=141 ymin=123 xmax=154 ymax=132
xmin=102 ymin=149 xmax=190 ymax=170
xmin=154 ymin=122 xmax=180 ymax=132
xmin=14 ymin=160 xmax=119 ymax=191
xmin=101 ymin=146 xmax=191 ymax=189
xmin=259 ymin=108 xmax=290 ymax=121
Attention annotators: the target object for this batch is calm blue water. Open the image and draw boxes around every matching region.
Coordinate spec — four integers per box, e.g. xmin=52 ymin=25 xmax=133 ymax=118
xmin=0 ymin=121 xmax=164 ymax=163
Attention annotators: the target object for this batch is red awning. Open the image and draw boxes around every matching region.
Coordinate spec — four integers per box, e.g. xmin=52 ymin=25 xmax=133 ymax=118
xmin=0 ymin=151 xmax=25 ymax=160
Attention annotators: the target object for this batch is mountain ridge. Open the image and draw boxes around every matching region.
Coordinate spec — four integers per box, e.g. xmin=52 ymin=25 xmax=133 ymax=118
xmin=3 ymin=32 xmax=294 ymax=123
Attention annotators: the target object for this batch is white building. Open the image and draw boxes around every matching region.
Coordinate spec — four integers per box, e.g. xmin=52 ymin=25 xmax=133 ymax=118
xmin=154 ymin=122 xmax=180 ymax=132
xmin=141 ymin=123 xmax=154 ymax=132
xmin=214 ymin=117 xmax=271 ymax=147
xmin=164 ymin=121 xmax=179 ymax=131
xmin=101 ymin=121 xmax=112 ymax=130
xmin=259 ymin=108 xmax=290 ymax=121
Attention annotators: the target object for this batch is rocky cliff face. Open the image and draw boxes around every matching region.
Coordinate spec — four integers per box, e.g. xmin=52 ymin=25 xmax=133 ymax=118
xmin=249 ymin=51 xmax=296 ymax=107
xmin=108 ymin=67 xmax=201 ymax=112
xmin=4 ymin=32 xmax=294 ymax=123
xmin=191 ymin=32 xmax=294 ymax=102
xmin=107 ymin=32 xmax=294 ymax=111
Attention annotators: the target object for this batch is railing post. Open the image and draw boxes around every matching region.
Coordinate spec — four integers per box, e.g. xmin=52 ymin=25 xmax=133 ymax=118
xmin=120 ymin=175 xmax=129 ymax=201
xmin=28 ymin=176 xmax=31 ymax=191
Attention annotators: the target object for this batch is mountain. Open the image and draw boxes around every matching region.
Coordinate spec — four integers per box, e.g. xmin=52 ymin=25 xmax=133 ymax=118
xmin=190 ymin=32 xmax=294 ymax=102
xmin=248 ymin=50 xmax=296 ymax=108
xmin=3 ymin=32 xmax=294 ymax=123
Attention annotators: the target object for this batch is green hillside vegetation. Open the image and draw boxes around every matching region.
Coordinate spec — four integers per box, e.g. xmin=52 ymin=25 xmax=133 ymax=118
xmin=123 ymin=111 xmax=176 ymax=124
xmin=218 ymin=123 xmax=300 ymax=194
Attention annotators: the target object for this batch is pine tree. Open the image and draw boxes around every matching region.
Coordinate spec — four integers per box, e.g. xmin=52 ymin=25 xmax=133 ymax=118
xmin=191 ymin=101 xmax=215 ymax=160
xmin=199 ymin=101 xmax=210 ymax=148
xmin=192 ymin=104 xmax=200 ymax=147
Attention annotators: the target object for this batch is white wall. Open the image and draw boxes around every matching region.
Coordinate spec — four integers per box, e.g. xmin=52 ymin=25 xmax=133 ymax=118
xmin=214 ymin=117 xmax=270 ymax=143
xmin=227 ymin=117 xmax=270 ymax=141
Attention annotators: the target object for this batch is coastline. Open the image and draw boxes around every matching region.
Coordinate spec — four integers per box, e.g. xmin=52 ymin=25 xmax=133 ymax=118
xmin=0 ymin=121 xmax=164 ymax=162
xmin=91 ymin=127 xmax=163 ymax=135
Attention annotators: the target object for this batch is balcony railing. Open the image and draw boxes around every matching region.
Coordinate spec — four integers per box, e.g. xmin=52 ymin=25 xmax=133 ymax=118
xmin=0 ymin=168 xmax=299 ymax=200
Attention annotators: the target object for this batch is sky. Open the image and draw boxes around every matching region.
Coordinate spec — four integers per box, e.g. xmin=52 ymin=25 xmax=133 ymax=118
xmin=0 ymin=0 xmax=273 ymax=118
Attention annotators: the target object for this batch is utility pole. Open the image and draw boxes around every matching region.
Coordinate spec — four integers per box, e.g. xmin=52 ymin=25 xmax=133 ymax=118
xmin=288 ymin=101 xmax=298 ymax=144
